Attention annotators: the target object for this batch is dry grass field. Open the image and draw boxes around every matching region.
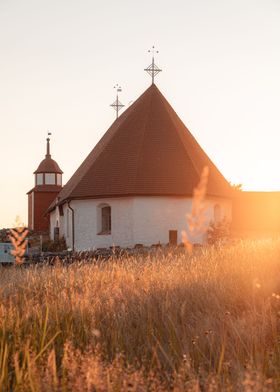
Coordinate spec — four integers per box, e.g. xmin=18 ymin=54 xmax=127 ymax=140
xmin=1 ymin=239 xmax=280 ymax=391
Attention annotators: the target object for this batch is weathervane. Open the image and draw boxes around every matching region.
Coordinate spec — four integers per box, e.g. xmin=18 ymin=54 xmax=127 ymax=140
xmin=110 ymin=84 xmax=125 ymax=119
xmin=144 ymin=46 xmax=162 ymax=84
xmin=46 ymin=131 xmax=52 ymax=157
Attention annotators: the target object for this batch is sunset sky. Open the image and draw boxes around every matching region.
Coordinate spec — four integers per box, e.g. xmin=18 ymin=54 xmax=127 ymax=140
xmin=1 ymin=0 xmax=280 ymax=228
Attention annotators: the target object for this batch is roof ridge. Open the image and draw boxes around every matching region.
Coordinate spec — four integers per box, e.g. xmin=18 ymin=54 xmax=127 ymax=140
xmin=155 ymin=88 xmax=201 ymax=182
xmin=133 ymin=87 xmax=154 ymax=190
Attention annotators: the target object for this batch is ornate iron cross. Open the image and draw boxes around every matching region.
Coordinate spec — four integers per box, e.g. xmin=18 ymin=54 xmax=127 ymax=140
xmin=144 ymin=46 xmax=162 ymax=84
xmin=110 ymin=84 xmax=125 ymax=119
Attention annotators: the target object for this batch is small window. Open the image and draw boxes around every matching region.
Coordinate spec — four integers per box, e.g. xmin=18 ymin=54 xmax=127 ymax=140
xmin=36 ymin=173 xmax=43 ymax=185
xmin=98 ymin=204 xmax=111 ymax=234
xmin=57 ymin=174 xmax=62 ymax=186
xmin=214 ymin=204 xmax=222 ymax=224
xmin=45 ymin=173 xmax=56 ymax=185
xmin=59 ymin=205 xmax=64 ymax=216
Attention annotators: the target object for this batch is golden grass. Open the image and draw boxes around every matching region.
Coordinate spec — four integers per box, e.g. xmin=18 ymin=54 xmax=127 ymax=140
xmin=1 ymin=239 xmax=280 ymax=391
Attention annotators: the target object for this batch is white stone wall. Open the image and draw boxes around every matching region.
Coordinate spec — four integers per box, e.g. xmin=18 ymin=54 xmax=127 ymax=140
xmin=49 ymin=206 xmax=59 ymax=240
xmin=49 ymin=204 xmax=68 ymax=241
xmin=67 ymin=198 xmax=134 ymax=250
xmin=50 ymin=196 xmax=232 ymax=250
xmin=132 ymin=196 xmax=232 ymax=246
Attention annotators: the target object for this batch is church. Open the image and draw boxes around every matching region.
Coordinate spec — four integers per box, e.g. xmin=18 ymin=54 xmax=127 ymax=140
xmin=28 ymin=57 xmax=234 ymax=250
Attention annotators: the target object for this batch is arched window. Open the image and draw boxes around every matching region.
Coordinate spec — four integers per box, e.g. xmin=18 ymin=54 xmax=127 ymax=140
xmin=97 ymin=204 xmax=111 ymax=234
xmin=214 ymin=204 xmax=222 ymax=224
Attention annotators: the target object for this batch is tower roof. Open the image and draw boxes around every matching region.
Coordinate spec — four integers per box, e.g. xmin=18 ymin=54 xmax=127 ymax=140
xmin=52 ymin=84 xmax=232 ymax=207
xmin=34 ymin=137 xmax=63 ymax=174
xmin=34 ymin=158 xmax=63 ymax=174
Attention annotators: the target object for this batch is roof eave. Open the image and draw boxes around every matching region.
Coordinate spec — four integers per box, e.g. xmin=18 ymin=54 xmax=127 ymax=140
xmin=49 ymin=191 xmax=232 ymax=209
xmin=33 ymin=169 xmax=63 ymax=174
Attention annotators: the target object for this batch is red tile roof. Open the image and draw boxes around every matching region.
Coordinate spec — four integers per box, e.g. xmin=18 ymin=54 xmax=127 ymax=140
xmin=51 ymin=84 xmax=232 ymax=209
xmin=34 ymin=157 xmax=63 ymax=174
xmin=27 ymin=185 xmax=62 ymax=195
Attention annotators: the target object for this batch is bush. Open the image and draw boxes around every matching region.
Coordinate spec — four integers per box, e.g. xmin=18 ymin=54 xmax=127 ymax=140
xmin=207 ymin=218 xmax=231 ymax=245
xmin=42 ymin=236 xmax=67 ymax=252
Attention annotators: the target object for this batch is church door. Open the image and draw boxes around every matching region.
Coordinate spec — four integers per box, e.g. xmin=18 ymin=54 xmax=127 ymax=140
xmin=169 ymin=230 xmax=178 ymax=246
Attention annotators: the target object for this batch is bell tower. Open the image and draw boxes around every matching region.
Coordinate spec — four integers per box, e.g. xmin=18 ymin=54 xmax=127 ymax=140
xmin=27 ymin=136 xmax=63 ymax=232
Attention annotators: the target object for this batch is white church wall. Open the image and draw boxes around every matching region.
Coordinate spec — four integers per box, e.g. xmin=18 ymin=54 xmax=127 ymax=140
xmin=64 ymin=206 xmax=72 ymax=249
xmin=49 ymin=212 xmax=56 ymax=240
xmin=50 ymin=206 xmax=60 ymax=240
xmin=132 ymin=196 xmax=232 ymax=246
xmin=49 ymin=196 xmax=232 ymax=250
xmin=49 ymin=205 xmax=68 ymax=243
xmin=59 ymin=205 xmax=67 ymax=243
xmin=132 ymin=197 xmax=192 ymax=246
xmin=70 ymin=198 xmax=134 ymax=250
xmin=49 ymin=205 xmax=75 ymax=249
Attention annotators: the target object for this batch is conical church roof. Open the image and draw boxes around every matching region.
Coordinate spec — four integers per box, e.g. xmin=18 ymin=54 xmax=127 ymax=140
xmin=53 ymin=84 xmax=231 ymax=207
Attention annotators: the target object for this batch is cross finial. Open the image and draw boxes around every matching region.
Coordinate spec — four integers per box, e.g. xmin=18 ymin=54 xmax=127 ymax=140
xmin=144 ymin=46 xmax=162 ymax=84
xmin=46 ymin=131 xmax=52 ymax=157
xmin=110 ymin=84 xmax=125 ymax=119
